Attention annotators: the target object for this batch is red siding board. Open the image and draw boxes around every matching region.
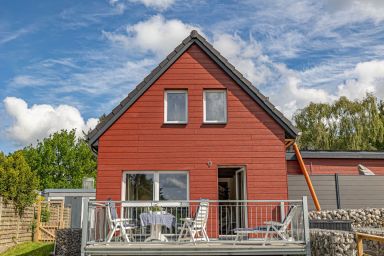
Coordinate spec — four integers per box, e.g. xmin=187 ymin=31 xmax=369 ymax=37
xmin=287 ymin=158 xmax=384 ymax=175
xmin=96 ymin=45 xmax=287 ymax=201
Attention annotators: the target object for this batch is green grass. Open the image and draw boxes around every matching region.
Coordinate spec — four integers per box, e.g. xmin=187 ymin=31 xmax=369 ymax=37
xmin=0 ymin=242 xmax=54 ymax=256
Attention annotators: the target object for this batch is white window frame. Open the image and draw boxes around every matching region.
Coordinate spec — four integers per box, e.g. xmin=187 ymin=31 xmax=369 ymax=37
xmin=164 ymin=90 xmax=188 ymax=124
xmin=121 ymin=171 xmax=189 ymax=206
xmin=203 ymin=90 xmax=227 ymax=124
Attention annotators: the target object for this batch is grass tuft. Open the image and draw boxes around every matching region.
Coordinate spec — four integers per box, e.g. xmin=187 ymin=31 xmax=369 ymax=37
xmin=0 ymin=242 xmax=54 ymax=256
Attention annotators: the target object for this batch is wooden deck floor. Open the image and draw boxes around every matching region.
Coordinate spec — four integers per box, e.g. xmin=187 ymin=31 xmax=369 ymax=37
xmin=84 ymin=241 xmax=307 ymax=255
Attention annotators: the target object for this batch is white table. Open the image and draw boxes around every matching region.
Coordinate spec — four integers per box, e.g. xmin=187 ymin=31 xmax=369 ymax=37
xmin=146 ymin=223 xmax=168 ymax=242
xmin=140 ymin=212 xmax=175 ymax=242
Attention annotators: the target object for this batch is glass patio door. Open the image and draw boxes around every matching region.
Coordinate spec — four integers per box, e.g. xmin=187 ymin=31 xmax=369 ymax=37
xmin=235 ymin=168 xmax=247 ymax=229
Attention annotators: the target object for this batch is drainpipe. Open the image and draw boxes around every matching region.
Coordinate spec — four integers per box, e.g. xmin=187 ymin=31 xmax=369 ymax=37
xmin=293 ymin=143 xmax=321 ymax=211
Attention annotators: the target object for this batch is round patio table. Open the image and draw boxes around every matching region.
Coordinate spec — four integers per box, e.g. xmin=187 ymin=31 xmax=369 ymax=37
xmin=140 ymin=212 xmax=175 ymax=242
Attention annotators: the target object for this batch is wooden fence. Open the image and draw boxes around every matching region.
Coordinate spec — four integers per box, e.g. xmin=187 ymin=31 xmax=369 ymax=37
xmin=35 ymin=200 xmax=71 ymax=242
xmin=0 ymin=197 xmax=71 ymax=251
xmin=0 ymin=197 xmax=34 ymax=250
xmin=356 ymin=232 xmax=384 ymax=256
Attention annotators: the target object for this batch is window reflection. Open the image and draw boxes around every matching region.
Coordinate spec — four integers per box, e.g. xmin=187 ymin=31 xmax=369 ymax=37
xmin=124 ymin=172 xmax=188 ymax=201
xmin=167 ymin=92 xmax=187 ymax=122
xmin=126 ymin=174 xmax=154 ymax=200
xmin=159 ymin=173 xmax=188 ymax=200
xmin=205 ymin=91 xmax=227 ymax=123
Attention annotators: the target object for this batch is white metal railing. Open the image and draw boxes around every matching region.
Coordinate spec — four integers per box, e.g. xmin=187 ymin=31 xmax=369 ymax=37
xmin=81 ymin=197 xmax=310 ymax=253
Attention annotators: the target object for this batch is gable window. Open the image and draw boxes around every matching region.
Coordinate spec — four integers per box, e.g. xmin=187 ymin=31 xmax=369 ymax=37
xmin=124 ymin=172 xmax=189 ymax=201
xmin=164 ymin=90 xmax=188 ymax=124
xmin=203 ymin=90 xmax=227 ymax=123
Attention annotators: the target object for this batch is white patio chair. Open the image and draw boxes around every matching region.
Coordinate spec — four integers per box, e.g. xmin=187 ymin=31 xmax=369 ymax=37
xmin=234 ymin=205 xmax=300 ymax=245
xmin=178 ymin=201 xmax=209 ymax=245
xmin=106 ymin=201 xmax=136 ymax=242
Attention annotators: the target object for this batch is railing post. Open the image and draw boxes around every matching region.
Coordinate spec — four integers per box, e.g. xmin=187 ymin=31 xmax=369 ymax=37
xmin=334 ymin=174 xmax=341 ymax=209
xmin=280 ymin=202 xmax=285 ymax=221
xmin=59 ymin=200 xmax=65 ymax=229
xmin=34 ymin=200 xmax=41 ymax=242
xmin=356 ymin=233 xmax=363 ymax=256
xmin=81 ymin=198 xmax=89 ymax=256
xmin=302 ymin=196 xmax=311 ymax=256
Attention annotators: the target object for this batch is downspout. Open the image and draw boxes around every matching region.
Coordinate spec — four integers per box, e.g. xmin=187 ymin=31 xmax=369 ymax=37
xmin=293 ymin=143 xmax=321 ymax=211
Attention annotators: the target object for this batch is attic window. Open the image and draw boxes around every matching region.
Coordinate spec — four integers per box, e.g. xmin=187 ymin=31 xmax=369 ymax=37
xmin=203 ymin=90 xmax=227 ymax=123
xmin=164 ymin=90 xmax=188 ymax=124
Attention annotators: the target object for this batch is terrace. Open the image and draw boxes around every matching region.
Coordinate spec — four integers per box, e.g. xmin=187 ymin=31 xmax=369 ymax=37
xmin=80 ymin=197 xmax=311 ymax=255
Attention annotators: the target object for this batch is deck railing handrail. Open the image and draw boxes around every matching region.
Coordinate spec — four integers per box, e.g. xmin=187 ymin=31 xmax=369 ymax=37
xmin=90 ymin=199 xmax=304 ymax=204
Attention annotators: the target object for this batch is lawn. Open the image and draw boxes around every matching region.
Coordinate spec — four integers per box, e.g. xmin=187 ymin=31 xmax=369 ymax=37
xmin=0 ymin=242 xmax=54 ymax=256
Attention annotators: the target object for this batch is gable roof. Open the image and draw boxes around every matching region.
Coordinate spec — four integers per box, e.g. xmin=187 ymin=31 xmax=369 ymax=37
xmin=87 ymin=30 xmax=299 ymax=152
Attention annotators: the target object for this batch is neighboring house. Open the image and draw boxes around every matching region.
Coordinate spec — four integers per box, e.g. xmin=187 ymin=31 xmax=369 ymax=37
xmin=87 ymin=30 xmax=298 ymax=203
xmin=287 ymin=151 xmax=384 ymax=175
xmin=43 ymin=187 xmax=96 ymax=228
xmin=286 ymin=151 xmax=384 ymax=210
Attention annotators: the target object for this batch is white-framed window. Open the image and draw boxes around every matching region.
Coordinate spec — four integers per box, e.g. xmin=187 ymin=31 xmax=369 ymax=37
xmin=203 ymin=90 xmax=227 ymax=123
xmin=164 ymin=90 xmax=188 ymax=124
xmin=122 ymin=171 xmax=189 ymax=201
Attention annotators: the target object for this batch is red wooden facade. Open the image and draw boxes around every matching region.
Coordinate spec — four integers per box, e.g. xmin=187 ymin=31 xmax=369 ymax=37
xmin=96 ymin=44 xmax=288 ymax=201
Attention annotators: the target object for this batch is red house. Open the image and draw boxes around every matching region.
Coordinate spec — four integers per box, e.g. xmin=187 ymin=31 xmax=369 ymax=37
xmin=82 ymin=30 xmax=384 ymax=255
xmin=88 ymin=30 xmax=299 ymax=204
xmin=84 ymin=30 xmax=312 ymax=255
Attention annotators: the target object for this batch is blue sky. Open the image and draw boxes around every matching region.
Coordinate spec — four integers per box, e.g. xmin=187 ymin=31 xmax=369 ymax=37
xmin=1 ymin=0 xmax=384 ymax=153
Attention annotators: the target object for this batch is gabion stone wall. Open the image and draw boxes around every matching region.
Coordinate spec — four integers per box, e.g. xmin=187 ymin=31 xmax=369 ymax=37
xmin=309 ymin=208 xmax=384 ymax=228
xmin=55 ymin=229 xmax=81 ymax=256
xmin=310 ymin=229 xmax=356 ymax=256
xmin=311 ymin=228 xmax=384 ymax=256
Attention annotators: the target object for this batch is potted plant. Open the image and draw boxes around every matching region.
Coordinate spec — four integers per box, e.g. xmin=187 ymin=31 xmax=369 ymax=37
xmin=150 ymin=204 xmax=163 ymax=214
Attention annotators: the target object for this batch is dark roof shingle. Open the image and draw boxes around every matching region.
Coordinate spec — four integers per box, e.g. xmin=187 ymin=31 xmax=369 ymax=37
xmin=286 ymin=151 xmax=384 ymax=160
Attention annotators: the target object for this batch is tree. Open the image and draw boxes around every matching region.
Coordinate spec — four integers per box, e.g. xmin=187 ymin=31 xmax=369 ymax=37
xmin=23 ymin=129 xmax=97 ymax=190
xmin=0 ymin=151 xmax=39 ymax=216
xmin=294 ymin=94 xmax=384 ymax=150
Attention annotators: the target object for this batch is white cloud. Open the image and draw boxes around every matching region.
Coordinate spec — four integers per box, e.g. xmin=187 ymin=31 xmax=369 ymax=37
xmin=129 ymin=0 xmax=175 ymax=10
xmin=264 ymin=64 xmax=336 ymax=118
xmin=8 ymin=57 xmax=156 ymax=100
xmin=40 ymin=58 xmax=79 ymax=69
xmin=337 ymin=60 xmax=384 ymax=100
xmin=3 ymin=97 xmax=97 ymax=146
xmin=10 ymin=75 xmax=47 ymax=87
xmin=63 ymin=58 xmax=156 ymax=94
xmin=108 ymin=0 xmax=126 ymax=14
xmin=267 ymin=60 xmax=384 ymax=118
xmin=108 ymin=0 xmax=175 ymax=11
xmin=0 ymin=26 xmax=35 ymax=45
xmin=103 ymin=15 xmax=200 ymax=56
xmin=212 ymin=33 xmax=271 ymax=86
xmin=266 ymin=31 xmax=305 ymax=59
xmin=325 ymin=0 xmax=384 ymax=22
